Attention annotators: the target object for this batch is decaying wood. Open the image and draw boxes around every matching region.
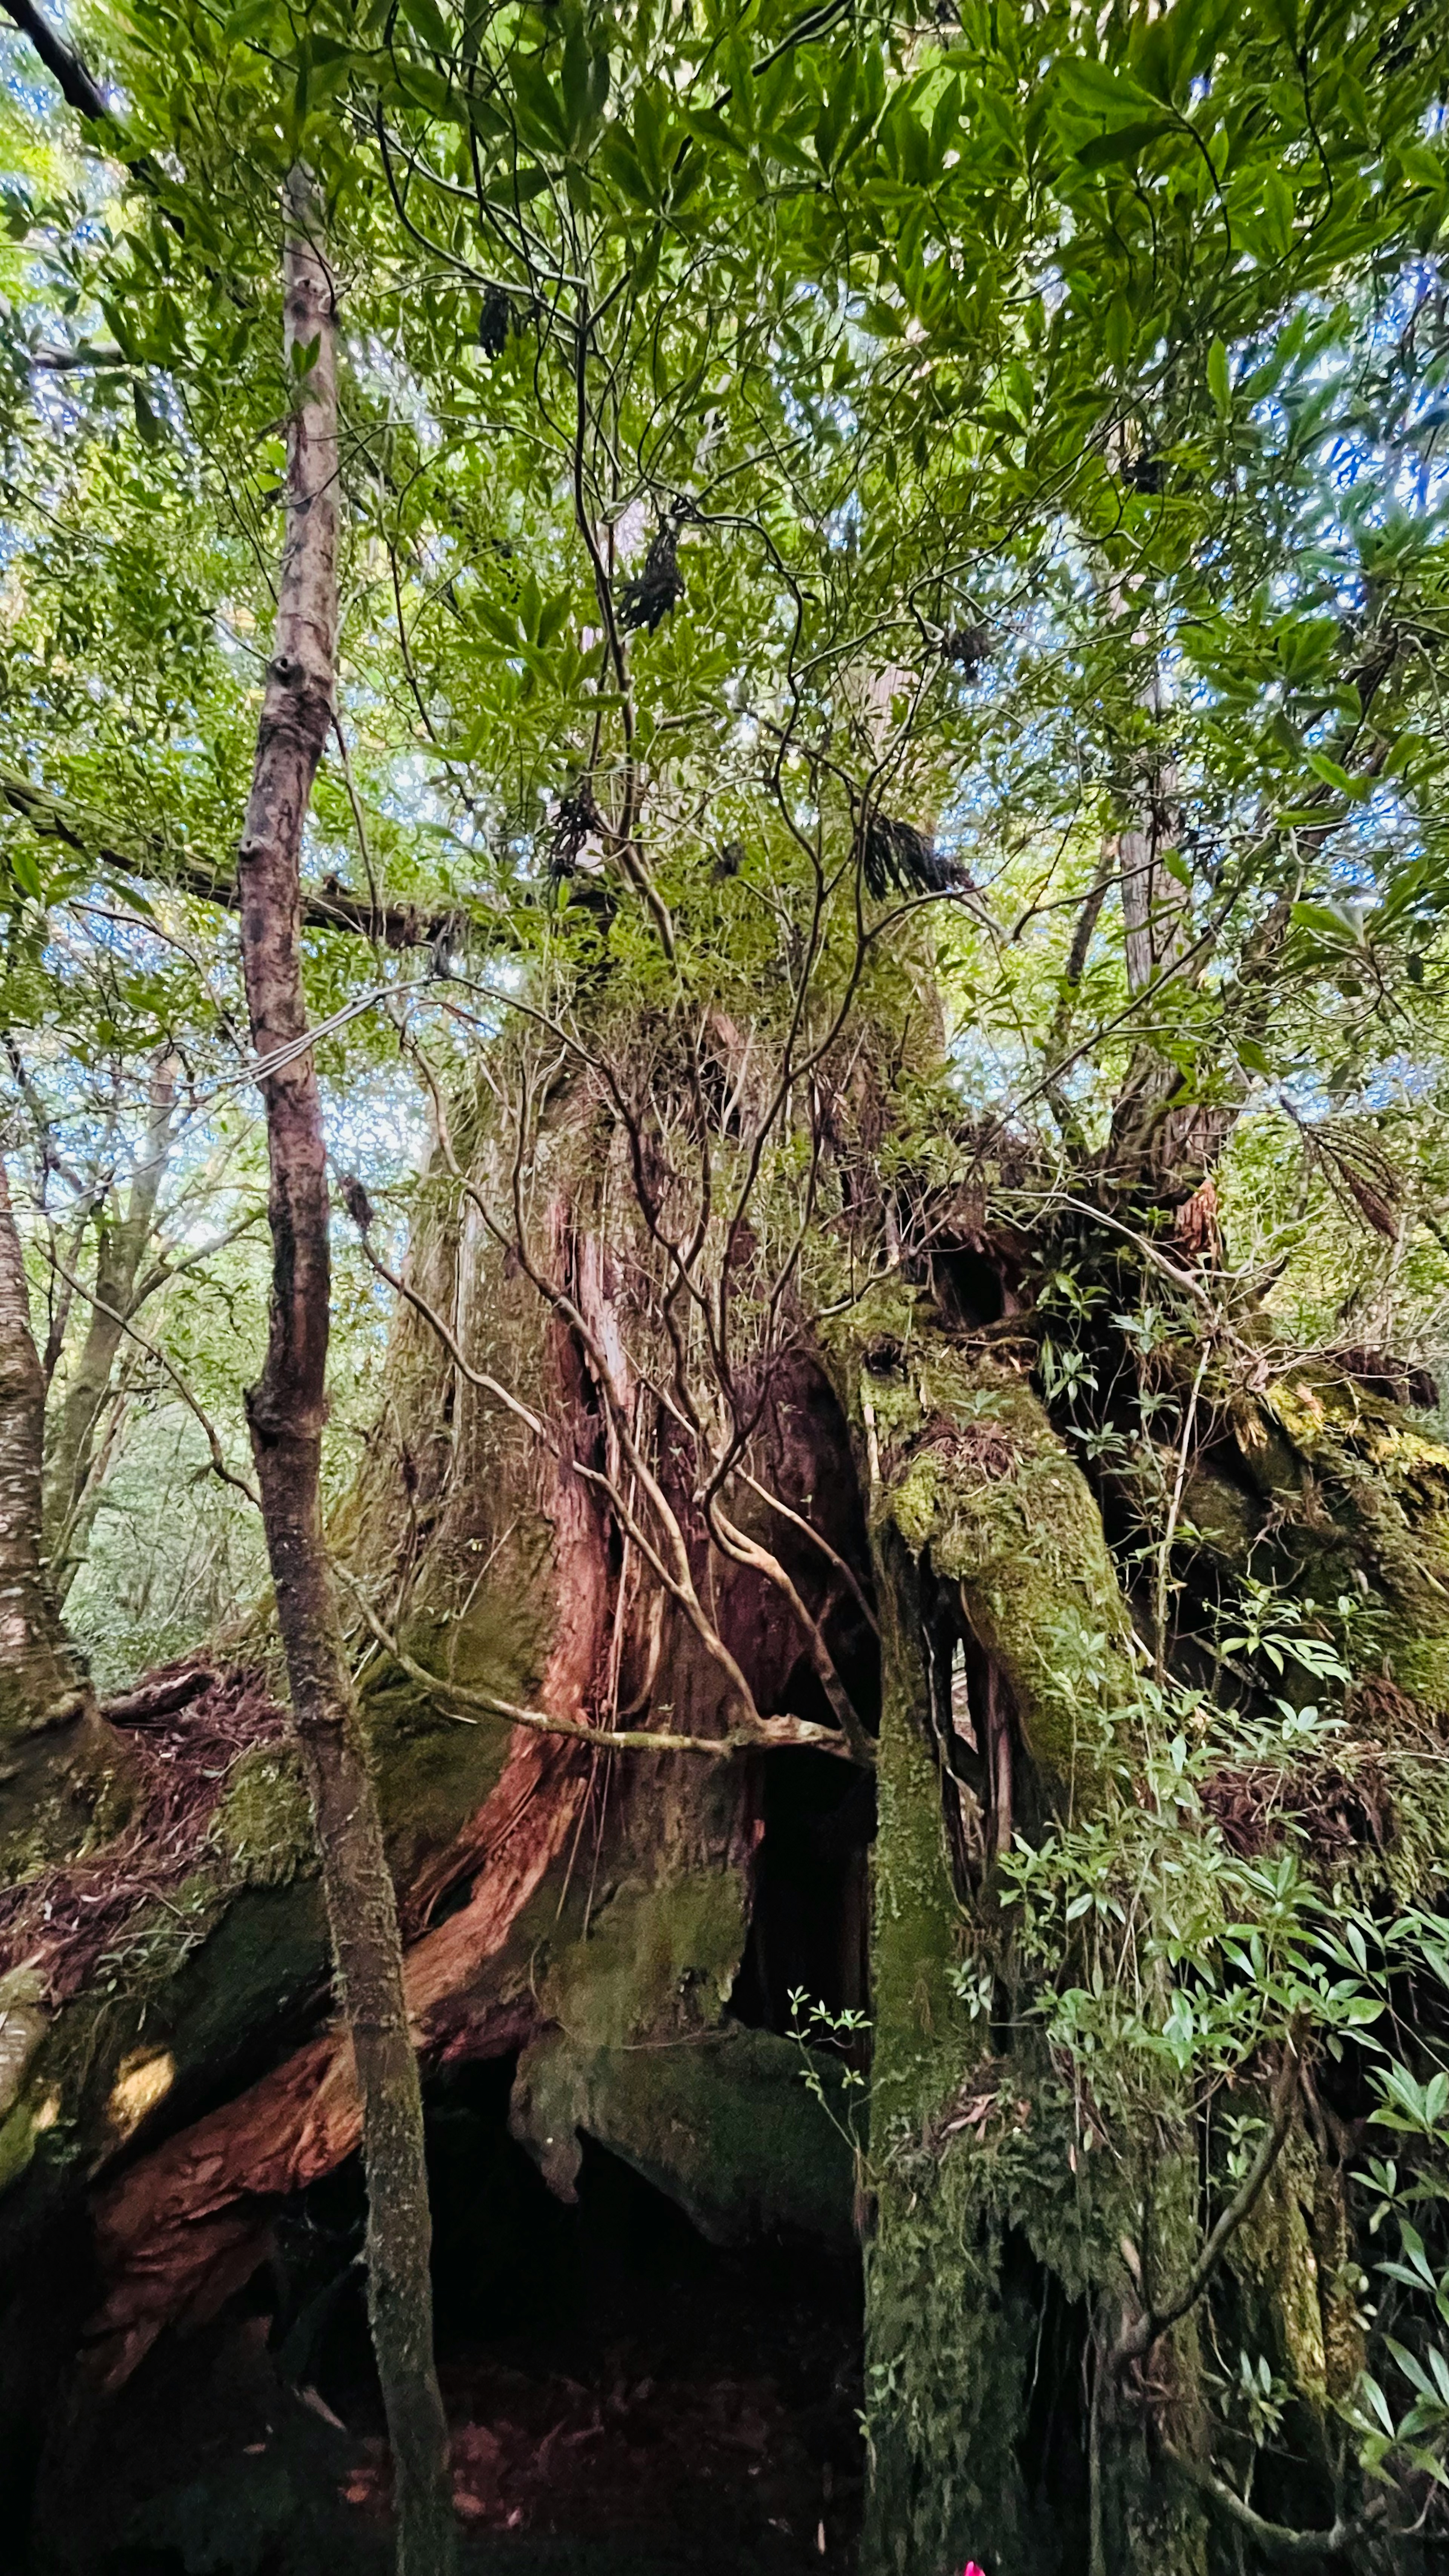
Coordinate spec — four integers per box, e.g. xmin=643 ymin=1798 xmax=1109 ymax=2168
xmin=86 ymin=1727 xmax=583 ymax=2387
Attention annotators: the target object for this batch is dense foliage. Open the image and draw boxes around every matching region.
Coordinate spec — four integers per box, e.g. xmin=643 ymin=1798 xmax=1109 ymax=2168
xmin=9 ymin=0 xmax=1449 ymax=2562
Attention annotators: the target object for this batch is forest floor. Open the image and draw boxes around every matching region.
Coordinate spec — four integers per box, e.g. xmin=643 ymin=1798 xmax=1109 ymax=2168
xmin=49 ymin=2059 xmax=863 ymax=2576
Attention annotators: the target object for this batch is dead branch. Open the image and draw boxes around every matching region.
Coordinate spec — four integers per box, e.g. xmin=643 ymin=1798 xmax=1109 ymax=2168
xmin=337 ymin=1568 xmax=853 ymax=1761
xmin=1161 ymin=2444 xmax=1387 ymax=2564
xmin=1111 ymin=2035 xmax=1303 ymax=2373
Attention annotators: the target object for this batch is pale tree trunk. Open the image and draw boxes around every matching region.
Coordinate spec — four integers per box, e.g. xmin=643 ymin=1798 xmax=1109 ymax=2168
xmin=236 ymin=163 xmax=455 ymax=2576
xmin=0 ymin=1157 xmax=89 ymax=1742
xmin=43 ymin=1047 xmax=179 ymax=1595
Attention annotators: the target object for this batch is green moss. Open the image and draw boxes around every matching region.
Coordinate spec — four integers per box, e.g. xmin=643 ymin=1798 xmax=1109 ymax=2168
xmin=208 ymin=1746 xmax=316 ymax=1887
xmin=538 ymin=1868 xmax=751 ymax=2052
xmin=510 ymin=2025 xmax=854 ymax=2241
xmin=1254 ymin=1367 xmax=1449 ymax=1715
xmin=1178 ymin=1467 xmax=1261 ymax=1566
xmin=862 ymin=1437 xmax=1204 ymax=2576
xmin=361 ymin=1518 xmax=561 ymax=1884
xmin=885 ymin=1371 xmax=1133 ymax=1801
xmin=0 ymin=1874 xmax=330 ymax=2224
xmin=1232 ymin=2131 xmax=1327 ymax=2411
xmin=0 ymin=1710 xmax=140 ymax=1890
xmin=0 ymin=2098 xmax=37 ymax=2195
xmin=863 ymin=1524 xmax=1018 ymax=2576
xmin=0 ymin=1970 xmax=46 ymax=2118
xmin=869 ymin=1527 xmax=974 ymax=2134
xmin=158 ymin=1878 xmax=329 ymax=2076
xmin=1377 ymin=1753 xmax=1449 ymax=1906
xmin=0 ymin=1978 xmax=48 ymax=2205
xmin=1312 ymin=2166 xmax=1366 ymax=2404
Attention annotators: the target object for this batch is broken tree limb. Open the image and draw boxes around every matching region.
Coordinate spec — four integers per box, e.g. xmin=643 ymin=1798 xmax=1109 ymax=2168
xmin=338 ymin=1567 xmax=855 ymax=1762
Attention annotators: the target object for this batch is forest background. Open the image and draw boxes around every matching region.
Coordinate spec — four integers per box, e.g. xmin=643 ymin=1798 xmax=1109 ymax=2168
xmin=6 ymin=0 xmax=1449 ymax=2571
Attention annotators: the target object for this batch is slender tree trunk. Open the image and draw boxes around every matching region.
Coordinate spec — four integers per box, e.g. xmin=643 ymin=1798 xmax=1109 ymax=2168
xmin=0 ymin=1156 xmax=89 ymax=1741
xmin=43 ymin=1047 xmax=179 ymax=1594
xmin=236 ymin=163 xmax=455 ymax=2576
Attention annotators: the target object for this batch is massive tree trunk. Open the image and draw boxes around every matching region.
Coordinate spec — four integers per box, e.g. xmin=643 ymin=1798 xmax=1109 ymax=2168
xmin=1 ymin=940 xmax=1447 ymax=2570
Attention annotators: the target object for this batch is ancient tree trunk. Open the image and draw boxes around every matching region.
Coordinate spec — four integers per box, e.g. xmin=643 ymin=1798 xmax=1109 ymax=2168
xmin=236 ymin=164 xmax=454 ymax=2576
xmin=844 ymin=1305 xmax=1209 ymax=2576
xmin=43 ymin=1047 xmax=178 ymax=1595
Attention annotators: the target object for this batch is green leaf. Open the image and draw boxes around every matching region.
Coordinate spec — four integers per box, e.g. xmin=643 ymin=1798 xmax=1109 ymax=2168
xmin=222 ymin=0 xmax=277 ymax=39
xmin=1306 ymin=750 xmax=1355 ymax=798
xmin=401 ymin=0 xmax=452 ymax=54
xmin=132 ymin=383 xmax=166 ymax=445
xmin=1076 ymin=117 xmax=1172 ymax=169
xmin=8 ymin=844 xmax=43 ymax=902
xmin=1207 ymin=336 xmax=1231 ymax=419
xmin=560 ymin=23 xmax=592 ymax=150
xmin=1055 ymin=57 xmax=1160 ymax=120
xmin=513 ymin=53 xmax=570 ymax=152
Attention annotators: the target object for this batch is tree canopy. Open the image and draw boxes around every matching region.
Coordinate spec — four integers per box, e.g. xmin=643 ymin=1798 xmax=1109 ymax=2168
xmin=8 ymin=0 xmax=1449 ymax=2567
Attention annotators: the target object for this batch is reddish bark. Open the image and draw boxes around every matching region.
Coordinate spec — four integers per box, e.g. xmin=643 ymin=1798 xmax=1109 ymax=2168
xmin=86 ymin=1733 xmax=584 ymax=2386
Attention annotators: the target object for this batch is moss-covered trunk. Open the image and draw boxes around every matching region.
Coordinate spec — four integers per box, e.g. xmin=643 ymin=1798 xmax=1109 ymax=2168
xmin=7 ymin=976 xmax=1449 ymax=2573
xmin=834 ymin=1304 xmax=1211 ymax=2576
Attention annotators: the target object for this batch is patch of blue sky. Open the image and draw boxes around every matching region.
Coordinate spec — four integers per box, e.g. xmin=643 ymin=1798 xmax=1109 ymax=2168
xmin=346 ymin=327 xmax=443 ymax=455
xmin=1276 ymin=1047 xmax=1444 ymax=1128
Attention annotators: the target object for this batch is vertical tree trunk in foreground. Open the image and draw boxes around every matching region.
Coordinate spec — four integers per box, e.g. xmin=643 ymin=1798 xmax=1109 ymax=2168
xmin=236 ymin=162 xmax=455 ymax=2576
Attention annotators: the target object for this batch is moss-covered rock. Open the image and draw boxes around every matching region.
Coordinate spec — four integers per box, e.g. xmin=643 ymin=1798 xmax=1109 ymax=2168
xmin=207 ymin=1746 xmax=315 ymax=1888
xmin=510 ymin=2024 xmax=855 ymax=2242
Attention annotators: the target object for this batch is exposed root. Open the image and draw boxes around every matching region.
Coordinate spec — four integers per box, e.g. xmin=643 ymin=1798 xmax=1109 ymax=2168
xmin=84 ymin=1729 xmax=586 ymax=2387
